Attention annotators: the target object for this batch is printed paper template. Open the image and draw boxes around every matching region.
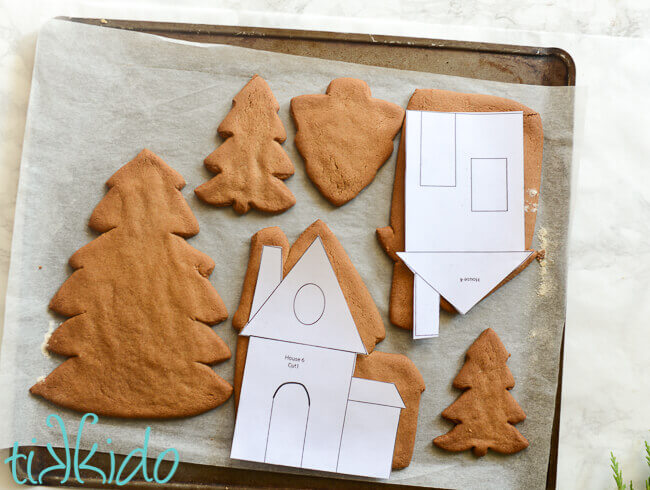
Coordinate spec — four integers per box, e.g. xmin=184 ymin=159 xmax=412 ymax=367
xmin=398 ymin=111 xmax=533 ymax=338
xmin=232 ymin=238 xmax=405 ymax=480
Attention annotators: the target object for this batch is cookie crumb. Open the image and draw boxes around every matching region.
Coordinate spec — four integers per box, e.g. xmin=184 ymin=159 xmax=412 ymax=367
xmin=41 ymin=321 xmax=56 ymax=357
xmin=100 ymin=19 xmax=108 ymax=24
xmin=537 ymin=282 xmax=551 ymax=296
xmin=38 ymin=265 xmax=42 ymax=270
xmin=536 ymin=227 xmax=553 ymax=296
xmin=524 ymin=203 xmax=538 ymax=213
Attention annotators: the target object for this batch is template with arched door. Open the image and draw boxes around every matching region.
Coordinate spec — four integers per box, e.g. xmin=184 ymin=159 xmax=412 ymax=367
xmin=264 ymin=382 xmax=310 ymax=467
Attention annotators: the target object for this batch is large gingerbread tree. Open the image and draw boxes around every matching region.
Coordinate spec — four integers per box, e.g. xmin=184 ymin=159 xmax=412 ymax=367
xmin=31 ymin=149 xmax=233 ymax=418
xmin=195 ymin=75 xmax=296 ymax=214
xmin=434 ymin=328 xmax=529 ymax=456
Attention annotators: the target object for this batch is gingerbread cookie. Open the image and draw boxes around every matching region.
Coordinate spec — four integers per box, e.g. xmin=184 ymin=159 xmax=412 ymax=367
xmin=291 ymin=78 xmax=405 ymax=206
xmin=434 ymin=328 xmax=528 ymax=456
xmin=377 ymin=89 xmax=543 ymax=328
xmin=354 ymin=351 xmax=425 ymax=469
xmin=232 ymin=220 xmax=385 ymax=349
xmin=31 ymin=149 xmax=233 ymax=418
xmin=195 ymin=75 xmax=296 ymax=214
xmin=232 ymin=221 xmax=424 ymax=469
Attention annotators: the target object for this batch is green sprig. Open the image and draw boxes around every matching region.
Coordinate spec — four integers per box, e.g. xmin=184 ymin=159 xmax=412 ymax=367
xmin=645 ymin=441 xmax=650 ymax=490
xmin=611 ymin=452 xmax=626 ymax=490
xmin=611 ymin=442 xmax=650 ymax=490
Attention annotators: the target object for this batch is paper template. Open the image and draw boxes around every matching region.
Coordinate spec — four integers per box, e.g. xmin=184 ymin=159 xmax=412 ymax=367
xmin=241 ymin=237 xmax=366 ymax=353
xmin=232 ymin=240 xmax=404 ymax=479
xmin=250 ymin=245 xmax=283 ymax=317
xmin=413 ymin=274 xmax=441 ymax=338
xmin=402 ymin=111 xmax=533 ymax=337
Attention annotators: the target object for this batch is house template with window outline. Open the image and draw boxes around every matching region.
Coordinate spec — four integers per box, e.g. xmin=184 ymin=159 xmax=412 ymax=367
xmin=230 ymin=236 xmax=405 ymax=480
xmin=397 ymin=110 xmax=534 ymax=338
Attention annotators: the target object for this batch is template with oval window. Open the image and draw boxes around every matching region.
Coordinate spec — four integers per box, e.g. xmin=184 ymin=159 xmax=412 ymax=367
xmin=239 ymin=236 xmax=366 ymax=352
xmin=265 ymin=382 xmax=310 ymax=466
xmin=233 ymin=235 xmax=405 ymax=479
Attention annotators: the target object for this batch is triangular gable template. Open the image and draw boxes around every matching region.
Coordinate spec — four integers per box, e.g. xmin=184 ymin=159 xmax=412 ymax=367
xmin=398 ymin=251 xmax=532 ymax=315
xmin=403 ymin=110 xmax=530 ymax=337
xmin=241 ymin=236 xmax=367 ymax=354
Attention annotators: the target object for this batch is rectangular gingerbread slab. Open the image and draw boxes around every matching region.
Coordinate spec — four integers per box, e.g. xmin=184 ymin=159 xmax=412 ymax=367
xmin=13 ymin=18 xmax=573 ymax=490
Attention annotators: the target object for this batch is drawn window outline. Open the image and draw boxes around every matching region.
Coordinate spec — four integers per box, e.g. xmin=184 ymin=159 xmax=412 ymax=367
xmin=419 ymin=111 xmax=457 ymax=188
xmin=470 ymin=157 xmax=509 ymax=212
xmin=264 ymin=382 xmax=311 ymax=467
xmin=292 ymin=283 xmax=326 ymax=326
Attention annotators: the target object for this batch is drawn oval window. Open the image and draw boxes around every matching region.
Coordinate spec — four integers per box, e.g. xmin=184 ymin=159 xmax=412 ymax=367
xmin=293 ymin=283 xmax=325 ymax=325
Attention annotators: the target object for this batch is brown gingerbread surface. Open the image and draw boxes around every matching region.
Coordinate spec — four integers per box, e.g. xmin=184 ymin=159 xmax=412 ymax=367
xmin=433 ymin=328 xmax=529 ymax=457
xmin=232 ymin=220 xmax=424 ymax=469
xmin=291 ymin=78 xmax=405 ymax=206
xmin=377 ymin=89 xmax=544 ymax=328
xmin=195 ymin=75 xmax=296 ymax=214
xmin=31 ymin=149 xmax=233 ymax=418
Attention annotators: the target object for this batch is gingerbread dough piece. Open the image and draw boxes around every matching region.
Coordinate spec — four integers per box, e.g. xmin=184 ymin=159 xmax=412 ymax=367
xmin=232 ymin=219 xmax=386 ymax=403
xmin=232 ymin=222 xmax=425 ymax=470
xmin=354 ymin=351 xmax=425 ymax=469
xmin=433 ymin=328 xmax=529 ymax=457
xmin=377 ymin=89 xmax=544 ymax=328
xmin=232 ymin=220 xmax=386 ymax=349
xmin=31 ymin=149 xmax=233 ymax=418
xmin=231 ymin=221 xmax=387 ymax=403
xmin=195 ymin=75 xmax=296 ymax=214
xmin=291 ymin=78 xmax=405 ymax=206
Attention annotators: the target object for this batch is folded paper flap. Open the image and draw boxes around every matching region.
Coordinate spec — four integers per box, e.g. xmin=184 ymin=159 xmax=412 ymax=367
xmin=348 ymin=377 xmax=405 ymax=409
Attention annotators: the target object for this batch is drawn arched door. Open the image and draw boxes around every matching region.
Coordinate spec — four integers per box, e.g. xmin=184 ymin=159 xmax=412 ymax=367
xmin=264 ymin=382 xmax=310 ymax=467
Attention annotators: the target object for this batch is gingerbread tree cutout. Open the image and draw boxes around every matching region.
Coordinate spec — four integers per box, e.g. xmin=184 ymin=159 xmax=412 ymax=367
xmin=31 ymin=149 xmax=233 ymax=418
xmin=195 ymin=75 xmax=295 ymax=214
xmin=433 ymin=328 xmax=529 ymax=456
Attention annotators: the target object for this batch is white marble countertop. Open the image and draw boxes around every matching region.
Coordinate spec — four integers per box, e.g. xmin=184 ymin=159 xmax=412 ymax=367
xmin=1 ymin=1 xmax=648 ymax=489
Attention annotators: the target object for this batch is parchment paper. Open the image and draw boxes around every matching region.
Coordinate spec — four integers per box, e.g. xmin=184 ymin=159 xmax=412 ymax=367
xmin=0 ymin=19 xmax=574 ymax=489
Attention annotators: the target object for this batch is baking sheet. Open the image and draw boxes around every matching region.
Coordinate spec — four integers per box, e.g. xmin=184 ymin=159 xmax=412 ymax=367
xmin=0 ymin=19 xmax=574 ymax=489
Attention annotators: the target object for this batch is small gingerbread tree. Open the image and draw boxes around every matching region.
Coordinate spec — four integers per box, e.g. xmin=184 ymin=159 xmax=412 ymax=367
xmin=195 ymin=75 xmax=295 ymax=214
xmin=433 ymin=328 xmax=529 ymax=456
xmin=31 ymin=149 xmax=233 ymax=418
